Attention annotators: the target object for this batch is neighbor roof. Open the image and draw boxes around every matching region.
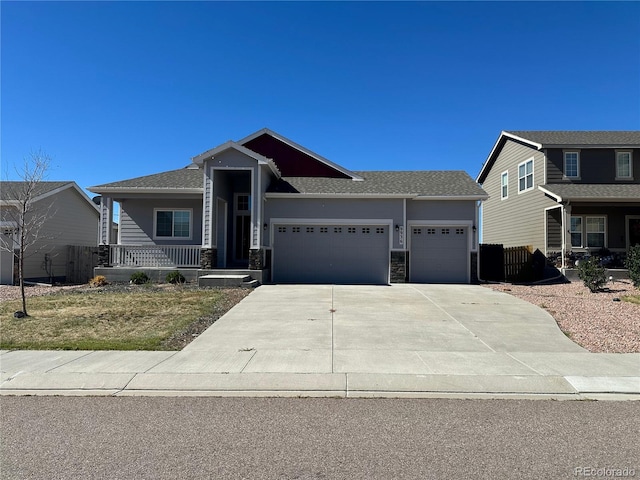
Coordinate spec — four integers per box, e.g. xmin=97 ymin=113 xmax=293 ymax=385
xmin=0 ymin=181 xmax=73 ymax=202
xmin=539 ymin=183 xmax=640 ymax=203
xmin=89 ymin=167 xmax=203 ymax=194
xmin=505 ymin=131 xmax=640 ymax=147
xmin=267 ymin=171 xmax=488 ymax=198
xmin=477 ymin=130 xmax=640 ymax=183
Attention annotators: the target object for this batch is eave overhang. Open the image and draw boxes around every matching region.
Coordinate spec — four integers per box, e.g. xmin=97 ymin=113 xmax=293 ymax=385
xmin=191 ymin=141 xmax=281 ymax=178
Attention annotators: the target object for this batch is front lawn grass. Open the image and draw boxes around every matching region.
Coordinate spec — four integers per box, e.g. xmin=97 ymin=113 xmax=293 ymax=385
xmin=621 ymin=294 xmax=640 ymax=305
xmin=0 ymin=285 xmax=249 ymax=350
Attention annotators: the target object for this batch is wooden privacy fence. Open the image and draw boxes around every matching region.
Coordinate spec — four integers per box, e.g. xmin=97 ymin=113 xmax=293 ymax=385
xmin=66 ymin=245 xmax=99 ymax=284
xmin=479 ymin=244 xmax=535 ymax=282
xmin=504 ymin=245 xmax=533 ymax=282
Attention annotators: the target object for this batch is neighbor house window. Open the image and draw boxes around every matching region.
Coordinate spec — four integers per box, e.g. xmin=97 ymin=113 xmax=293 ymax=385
xmin=563 ymin=151 xmax=580 ymax=179
xmin=518 ymin=159 xmax=534 ymax=193
xmin=501 ymin=171 xmax=508 ymax=199
xmin=570 ymin=216 xmax=606 ymax=248
xmin=616 ymin=151 xmax=633 ymax=179
xmin=155 ymin=209 xmax=192 ymax=239
xmin=570 ymin=217 xmax=582 ymax=247
xmin=586 ymin=217 xmax=605 ymax=248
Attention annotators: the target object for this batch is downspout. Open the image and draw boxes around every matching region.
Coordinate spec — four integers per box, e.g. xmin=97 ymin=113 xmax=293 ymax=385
xmin=561 ymin=200 xmax=570 ymax=270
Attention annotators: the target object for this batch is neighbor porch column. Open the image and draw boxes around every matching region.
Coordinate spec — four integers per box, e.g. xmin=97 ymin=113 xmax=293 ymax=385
xmin=98 ymin=196 xmax=113 ymax=266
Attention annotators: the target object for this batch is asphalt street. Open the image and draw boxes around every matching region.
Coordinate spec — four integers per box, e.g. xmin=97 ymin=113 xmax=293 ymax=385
xmin=1 ymin=397 xmax=638 ymax=479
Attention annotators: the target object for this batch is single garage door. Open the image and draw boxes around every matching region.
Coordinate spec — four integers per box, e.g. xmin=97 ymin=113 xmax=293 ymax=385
xmin=410 ymin=226 xmax=469 ymax=283
xmin=273 ymin=224 xmax=389 ymax=284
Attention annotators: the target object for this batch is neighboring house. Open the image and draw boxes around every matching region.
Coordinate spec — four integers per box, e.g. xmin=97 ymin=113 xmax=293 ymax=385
xmin=476 ymin=131 xmax=640 ymax=270
xmin=0 ymin=181 xmax=100 ymax=284
xmin=89 ymin=128 xmax=487 ymax=284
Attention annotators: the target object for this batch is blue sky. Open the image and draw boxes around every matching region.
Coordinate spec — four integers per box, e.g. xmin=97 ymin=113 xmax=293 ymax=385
xmin=2 ymin=1 xmax=639 ymax=195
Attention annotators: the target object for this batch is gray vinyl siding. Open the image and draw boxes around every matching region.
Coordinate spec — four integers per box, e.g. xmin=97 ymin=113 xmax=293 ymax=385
xmin=22 ymin=187 xmax=99 ymax=281
xmin=406 ymin=200 xmax=475 ymax=222
xmin=546 ymin=148 xmax=640 ymax=184
xmin=480 ymin=139 xmax=556 ymax=251
xmin=264 ymin=198 xmax=404 ymax=248
xmin=119 ymin=198 xmax=202 ymax=246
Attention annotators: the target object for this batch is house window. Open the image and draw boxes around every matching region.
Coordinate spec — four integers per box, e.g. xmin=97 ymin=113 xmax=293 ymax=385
xmin=518 ymin=159 xmax=534 ymax=193
xmin=155 ymin=209 xmax=192 ymax=239
xmin=500 ymin=171 xmax=508 ymax=199
xmin=570 ymin=217 xmax=582 ymax=247
xmin=564 ymin=151 xmax=580 ymax=179
xmin=616 ymin=151 xmax=633 ymax=179
xmin=586 ymin=217 xmax=605 ymax=248
xmin=570 ymin=216 xmax=606 ymax=248
xmin=236 ymin=194 xmax=250 ymax=212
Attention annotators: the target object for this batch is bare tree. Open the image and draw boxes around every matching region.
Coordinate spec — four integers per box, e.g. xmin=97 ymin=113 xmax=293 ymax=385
xmin=0 ymin=151 xmax=54 ymax=316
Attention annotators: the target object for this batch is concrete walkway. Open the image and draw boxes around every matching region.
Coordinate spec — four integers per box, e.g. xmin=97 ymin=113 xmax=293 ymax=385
xmin=1 ymin=284 xmax=638 ymax=399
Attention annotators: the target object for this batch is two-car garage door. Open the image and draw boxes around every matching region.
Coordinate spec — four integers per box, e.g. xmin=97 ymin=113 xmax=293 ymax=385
xmin=272 ymin=224 xmax=389 ymax=284
xmin=409 ymin=226 xmax=469 ymax=283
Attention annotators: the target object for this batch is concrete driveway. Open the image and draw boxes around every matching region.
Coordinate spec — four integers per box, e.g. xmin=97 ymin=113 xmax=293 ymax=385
xmin=154 ymin=283 xmax=590 ymax=376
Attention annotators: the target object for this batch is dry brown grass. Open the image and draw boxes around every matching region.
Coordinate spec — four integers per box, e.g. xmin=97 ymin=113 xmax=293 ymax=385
xmin=0 ymin=284 xmax=250 ymax=350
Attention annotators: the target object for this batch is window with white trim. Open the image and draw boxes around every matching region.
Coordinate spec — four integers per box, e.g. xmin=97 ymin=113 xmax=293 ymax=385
xmin=500 ymin=171 xmax=508 ymax=199
xmin=616 ymin=151 xmax=633 ymax=179
xmin=570 ymin=216 xmax=606 ymax=248
xmin=586 ymin=217 xmax=605 ymax=248
xmin=155 ymin=209 xmax=191 ymax=239
xmin=518 ymin=159 xmax=534 ymax=193
xmin=564 ymin=151 xmax=580 ymax=179
xmin=570 ymin=217 xmax=582 ymax=248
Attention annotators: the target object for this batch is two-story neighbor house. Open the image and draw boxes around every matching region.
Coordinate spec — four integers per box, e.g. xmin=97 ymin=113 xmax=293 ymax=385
xmin=0 ymin=181 xmax=100 ymax=284
xmin=89 ymin=128 xmax=488 ymax=284
xmin=476 ymin=131 xmax=640 ymax=271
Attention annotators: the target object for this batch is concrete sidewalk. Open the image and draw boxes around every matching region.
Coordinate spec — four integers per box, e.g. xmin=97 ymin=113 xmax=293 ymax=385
xmin=1 ymin=284 xmax=638 ymax=399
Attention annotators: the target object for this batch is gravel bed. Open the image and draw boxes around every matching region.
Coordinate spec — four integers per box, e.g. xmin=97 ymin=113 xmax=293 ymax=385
xmin=483 ymin=280 xmax=640 ymax=353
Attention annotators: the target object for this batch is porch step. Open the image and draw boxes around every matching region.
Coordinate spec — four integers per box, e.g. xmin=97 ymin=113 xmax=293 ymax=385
xmin=198 ymin=274 xmax=259 ymax=288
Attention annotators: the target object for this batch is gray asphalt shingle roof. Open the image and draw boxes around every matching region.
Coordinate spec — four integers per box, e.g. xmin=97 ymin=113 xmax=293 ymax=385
xmin=506 ymin=131 xmax=640 ymax=147
xmin=268 ymin=171 xmax=487 ymax=197
xmin=0 ymin=181 xmax=73 ymax=201
xmin=89 ymin=167 xmax=203 ymax=192
xmin=541 ymin=183 xmax=640 ymax=201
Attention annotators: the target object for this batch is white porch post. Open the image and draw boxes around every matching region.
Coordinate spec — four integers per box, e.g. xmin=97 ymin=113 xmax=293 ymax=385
xmin=99 ymin=196 xmax=113 ymax=245
xmin=561 ymin=202 xmax=572 ymax=270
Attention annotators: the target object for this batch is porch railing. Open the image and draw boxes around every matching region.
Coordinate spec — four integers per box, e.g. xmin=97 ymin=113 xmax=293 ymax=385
xmin=110 ymin=245 xmax=201 ymax=268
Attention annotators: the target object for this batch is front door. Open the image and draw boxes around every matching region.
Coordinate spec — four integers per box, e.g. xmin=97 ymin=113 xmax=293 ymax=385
xmin=234 ymin=194 xmax=251 ymax=262
xmin=628 ymin=216 xmax=640 ymax=248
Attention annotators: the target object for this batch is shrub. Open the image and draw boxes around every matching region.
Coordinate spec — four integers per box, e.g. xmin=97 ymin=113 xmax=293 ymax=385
xmin=89 ymin=275 xmax=108 ymax=287
xmin=626 ymin=244 xmax=640 ymax=288
xmin=577 ymin=256 xmax=607 ymax=293
xmin=165 ymin=271 xmax=186 ymax=285
xmin=130 ymin=271 xmax=150 ymax=285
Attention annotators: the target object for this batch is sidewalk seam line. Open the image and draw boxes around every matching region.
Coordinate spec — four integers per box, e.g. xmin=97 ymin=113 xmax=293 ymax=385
xmin=142 ymin=352 xmax=179 ymax=373
xmin=505 ymin=352 xmax=546 ymax=376
xmin=46 ymin=351 xmax=96 ymax=372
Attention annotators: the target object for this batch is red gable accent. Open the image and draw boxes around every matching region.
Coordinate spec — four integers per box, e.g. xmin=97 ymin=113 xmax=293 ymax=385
xmin=242 ymin=133 xmax=350 ymax=178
